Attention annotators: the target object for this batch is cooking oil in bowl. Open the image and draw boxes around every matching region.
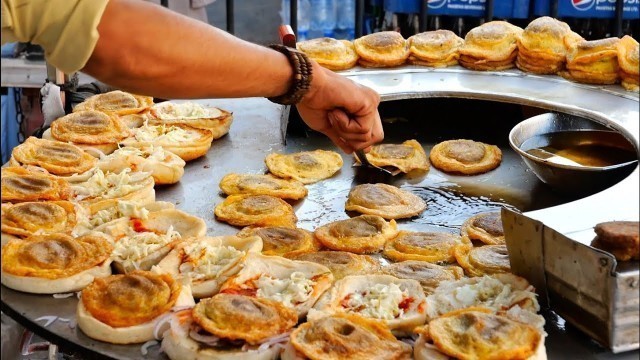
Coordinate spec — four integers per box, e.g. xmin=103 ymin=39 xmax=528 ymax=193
xmin=520 ymin=130 xmax=637 ymax=169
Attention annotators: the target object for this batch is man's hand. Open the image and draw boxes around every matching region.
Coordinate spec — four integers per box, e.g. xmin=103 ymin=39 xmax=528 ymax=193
xmin=296 ymin=62 xmax=384 ymax=154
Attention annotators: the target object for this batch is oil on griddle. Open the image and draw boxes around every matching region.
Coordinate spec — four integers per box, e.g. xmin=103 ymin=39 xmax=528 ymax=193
xmin=287 ymin=98 xmax=586 ymax=232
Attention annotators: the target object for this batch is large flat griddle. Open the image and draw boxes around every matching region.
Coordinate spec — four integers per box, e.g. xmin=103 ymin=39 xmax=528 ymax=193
xmin=290 ymin=97 xmax=585 ymax=235
xmin=2 ymin=67 xmax=639 ymax=359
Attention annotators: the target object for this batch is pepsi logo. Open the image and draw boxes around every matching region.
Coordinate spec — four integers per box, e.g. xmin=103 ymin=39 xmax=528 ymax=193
xmin=572 ymin=0 xmax=596 ymax=11
xmin=428 ymin=0 xmax=448 ymax=10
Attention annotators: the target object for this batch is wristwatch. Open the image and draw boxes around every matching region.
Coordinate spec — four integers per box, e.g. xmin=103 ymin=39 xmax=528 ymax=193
xmin=267 ymin=44 xmax=313 ymax=106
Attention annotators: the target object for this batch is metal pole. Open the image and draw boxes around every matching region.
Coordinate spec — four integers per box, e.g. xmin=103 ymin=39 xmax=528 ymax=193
xmin=419 ymin=0 xmax=428 ymax=33
xmin=226 ymin=0 xmax=234 ymax=34
xmin=485 ymin=0 xmax=494 ymax=22
xmin=614 ymin=0 xmax=623 ymax=37
xmin=528 ymin=0 xmax=536 ymax=22
xmin=45 ymin=62 xmax=69 ymax=111
xmin=356 ymin=0 xmax=365 ymax=38
xmin=290 ymin=0 xmax=298 ymax=37
xmin=551 ymin=0 xmax=558 ymax=19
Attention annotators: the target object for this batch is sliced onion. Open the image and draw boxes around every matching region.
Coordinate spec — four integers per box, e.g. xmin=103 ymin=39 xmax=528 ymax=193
xmin=401 ymin=338 xmax=416 ymax=347
xmin=256 ymin=342 xmax=269 ymax=353
xmin=266 ymin=331 xmax=291 ymax=344
xmin=141 ymin=340 xmax=158 ymax=356
xmin=188 ymin=329 xmax=222 ymax=346
xmin=34 ymin=316 xmax=58 ymax=327
xmin=57 ymin=317 xmax=70 ymax=322
xmin=52 ymin=293 xmax=74 ymax=299
xmin=76 ymin=292 xmax=82 ymax=299
xmin=153 ymin=312 xmax=174 ymax=340
xmin=168 ymin=313 xmax=188 ymax=338
xmin=68 ymin=319 xmax=77 ymax=329
xmin=256 ymin=331 xmax=292 ymax=352
xmin=170 ymin=305 xmax=194 ymax=312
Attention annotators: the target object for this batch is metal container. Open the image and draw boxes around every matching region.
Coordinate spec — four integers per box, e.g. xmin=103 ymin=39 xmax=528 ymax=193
xmin=503 ymin=210 xmax=640 ymax=353
xmin=508 ymin=112 xmax=638 ymax=194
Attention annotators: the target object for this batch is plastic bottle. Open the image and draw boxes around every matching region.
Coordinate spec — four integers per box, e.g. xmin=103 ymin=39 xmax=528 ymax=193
xmin=428 ymin=15 xmax=442 ymax=31
xmin=298 ymin=0 xmax=311 ymax=41
xmin=280 ymin=0 xmax=290 ymax=25
xmin=280 ymin=0 xmax=311 ymax=41
xmin=310 ymin=0 xmax=337 ymax=38
xmin=337 ymin=0 xmax=356 ymax=40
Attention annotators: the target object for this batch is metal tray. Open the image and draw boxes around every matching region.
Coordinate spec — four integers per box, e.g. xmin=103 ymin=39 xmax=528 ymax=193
xmin=2 ymin=67 xmax=639 ymax=359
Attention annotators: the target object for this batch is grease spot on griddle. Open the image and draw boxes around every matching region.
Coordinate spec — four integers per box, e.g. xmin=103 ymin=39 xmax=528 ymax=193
xmin=401 ymin=185 xmax=518 ymax=231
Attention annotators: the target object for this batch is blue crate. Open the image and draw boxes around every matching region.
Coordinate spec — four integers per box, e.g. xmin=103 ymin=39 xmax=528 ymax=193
xmin=383 ymin=0 xmax=531 ymax=18
xmin=533 ymin=0 xmax=639 ymax=19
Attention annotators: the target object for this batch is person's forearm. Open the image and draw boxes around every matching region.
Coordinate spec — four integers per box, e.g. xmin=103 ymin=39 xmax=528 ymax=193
xmin=83 ymin=0 xmax=292 ymax=99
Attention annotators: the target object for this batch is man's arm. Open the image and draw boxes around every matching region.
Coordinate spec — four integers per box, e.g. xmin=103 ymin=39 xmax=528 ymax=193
xmin=2 ymin=0 xmax=383 ymax=152
xmin=85 ymin=0 xmax=293 ymax=99
xmin=87 ymin=0 xmax=383 ymax=152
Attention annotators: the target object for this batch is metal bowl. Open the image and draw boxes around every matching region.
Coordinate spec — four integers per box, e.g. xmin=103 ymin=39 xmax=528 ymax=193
xmin=509 ymin=113 xmax=638 ymax=194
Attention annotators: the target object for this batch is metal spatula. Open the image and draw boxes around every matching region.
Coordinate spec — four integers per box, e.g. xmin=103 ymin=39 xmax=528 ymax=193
xmin=354 ymin=149 xmax=396 ymax=183
xmin=354 ymin=150 xmax=394 ymax=174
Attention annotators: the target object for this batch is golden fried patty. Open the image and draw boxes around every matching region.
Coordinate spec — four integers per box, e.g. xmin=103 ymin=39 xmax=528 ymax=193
xmin=561 ymin=37 xmax=621 ymax=85
xmin=51 ymin=110 xmax=131 ymax=145
xmin=265 ymin=150 xmax=343 ymax=184
xmin=10 ymin=137 xmax=97 ymax=176
xmin=219 ymin=173 xmax=308 ymax=200
xmin=74 ymin=91 xmax=153 ymax=116
xmin=1 ymin=201 xmax=78 ymax=238
xmin=314 ymin=215 xmax=398 ymax=254
xmin=236 ymin=226 xmax=319 ymax=257
xmin=383 ymin=230 xmax=467 ymax=263
xmin=381 ymin=260 xmax=463 ymax=295
xmin=359 ymin=139 xmax=429 ymax=173
xmin=2 ymin=232 xmax=112 ymax=279
xmin=192 ymin=294 xmax=297 ymax=344
xmin=429 ymin=139 xmax=502 ymax=175
xmin=297 ymin=37 xmax=359 ymax=71
xmin=454 ymin=244 xmax=511 ymax=277
xmin=408 ymin=30 xmax=464 ymax=67
xmin=354 ymin=31 xmax=410 ymax=67
xmin=345 ymin=183 xmax=426 ymax=219
xmin=618 ymin=35 xmax=640 ymax=76
xmin=460 ymin=21 xmax=523 ymax=61
xmin=592 ymin=221 xmax=639 ymax=261
xmin=291 ymin=251 xmax=380 ymax=281
xmin=515 ymin=16 xmax=582 ymax=75
xmin=425 ymin=308 xmax=541 ymax=360
xmin=81 ymin=270 xmax=180 ymax=328
xmin=1 ymin=167 xmax=71 ymax=203
xmin=214 ymin=194 xmax=297 ymax=228
xmin=461 ymin=211 xmax=505 ymax=245
xmin=290 ymin=314 xmax=412 ymax=360
xmin=617 ymin=35 xmax=640 ymax=92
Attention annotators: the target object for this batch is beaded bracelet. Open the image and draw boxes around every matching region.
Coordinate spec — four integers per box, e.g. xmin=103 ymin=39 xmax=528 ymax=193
xmin=267 ymin=44 xmax=313 ymax=105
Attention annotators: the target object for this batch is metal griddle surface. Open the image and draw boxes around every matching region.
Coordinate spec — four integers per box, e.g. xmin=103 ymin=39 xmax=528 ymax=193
xmin=291 ymin=98 xmax=586 ymax=234
xmin=1 ymin=97 xmax=637 ymax=359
